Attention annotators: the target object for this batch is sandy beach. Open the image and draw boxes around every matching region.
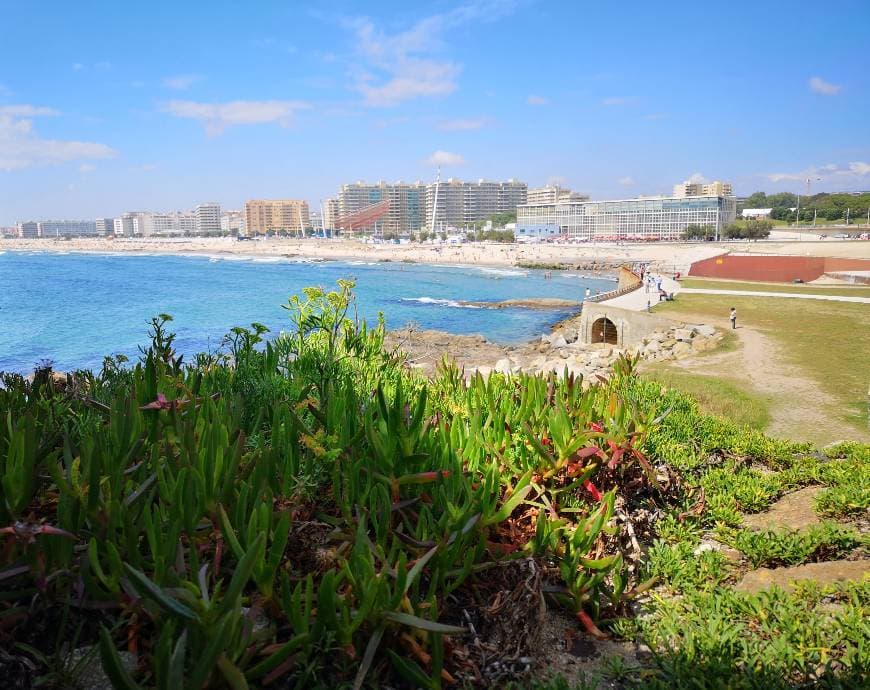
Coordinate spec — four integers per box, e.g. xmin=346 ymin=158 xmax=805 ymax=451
xmin=4 ymin=236 xmax=869 ymax=271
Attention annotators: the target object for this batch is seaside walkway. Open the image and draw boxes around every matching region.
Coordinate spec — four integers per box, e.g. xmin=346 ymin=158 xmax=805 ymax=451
xmin=599 ymin=274 xmax=680 ymax=311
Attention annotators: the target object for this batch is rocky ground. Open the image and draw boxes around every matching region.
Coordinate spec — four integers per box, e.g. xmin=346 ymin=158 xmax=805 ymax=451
xmin=386 ymin=318 xmax=724 ymax=384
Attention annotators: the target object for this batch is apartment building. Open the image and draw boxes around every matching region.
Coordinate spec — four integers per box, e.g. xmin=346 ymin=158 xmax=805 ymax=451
xmin=220 ymin=210 xmax=246 ymax=234
xmin=194 ymin=202 xmax=222 ymax=234
xmin=426 ymin=178 xmax=527 ymax=231
xmin=673 ymin=179 xmax=733 ymax=198
xmin=114 ymin=212 xmax=149 ymax=237
xmin=95 ymin=218 xmax=115 ymax=235
xmin=323 ymin=198 xmax=340 ymax=230
xmin=517 ymin=195 xmax=737 ymax=242
xmin=337 ymin=181 xmax=427 ymax=235
xmin=527 ymin=185 xmax=590 ymax=205
xmin=244 ymin=199 xmax=310 ymax=235
xmin=17 ymin=221 xmax=40 ymax=238
xmin=336 ymin=178 xmax=527 ymax=234
xmin=37 ymin=220 xmax=100 ymax=237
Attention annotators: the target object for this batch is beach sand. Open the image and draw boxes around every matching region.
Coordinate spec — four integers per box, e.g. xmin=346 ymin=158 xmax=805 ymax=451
xmin=3 ymin=236 xmax=868 ymax=270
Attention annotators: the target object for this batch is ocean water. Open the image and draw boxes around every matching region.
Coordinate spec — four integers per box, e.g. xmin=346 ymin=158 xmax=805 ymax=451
xmin=0 ymin=250 xmax=615 ymax=374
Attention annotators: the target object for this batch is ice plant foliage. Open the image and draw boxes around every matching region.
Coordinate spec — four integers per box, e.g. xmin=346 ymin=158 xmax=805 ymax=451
xmin=2 ymin=281 xmax=864 ymax=688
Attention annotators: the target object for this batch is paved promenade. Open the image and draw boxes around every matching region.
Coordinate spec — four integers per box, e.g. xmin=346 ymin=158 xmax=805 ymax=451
xmin=601 ymin=274 xmax=681 ymax=311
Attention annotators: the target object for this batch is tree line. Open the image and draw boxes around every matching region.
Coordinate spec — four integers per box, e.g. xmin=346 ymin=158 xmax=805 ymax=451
xmin=741 ymin=191 xmax=870 ymax=223
xmin=683 ymin=220 xmax=773 ymax=241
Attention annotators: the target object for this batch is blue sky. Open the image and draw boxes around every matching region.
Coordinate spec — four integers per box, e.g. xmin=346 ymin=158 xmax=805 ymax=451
xmin=1 ymin=0 xmax=869 ymax=224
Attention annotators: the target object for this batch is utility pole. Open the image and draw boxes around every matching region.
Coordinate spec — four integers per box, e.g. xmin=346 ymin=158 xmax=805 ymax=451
xmin=846 ymin=208 xmax=850 ymax=226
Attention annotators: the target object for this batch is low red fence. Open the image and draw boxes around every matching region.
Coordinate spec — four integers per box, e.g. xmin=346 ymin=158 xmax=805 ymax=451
xmin=689 ymin=254 xmax=870 ymax=283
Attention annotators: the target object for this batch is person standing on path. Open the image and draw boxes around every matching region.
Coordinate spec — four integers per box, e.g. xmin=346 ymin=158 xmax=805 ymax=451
xmin=729 ymin=307 xmax=737 ymax=329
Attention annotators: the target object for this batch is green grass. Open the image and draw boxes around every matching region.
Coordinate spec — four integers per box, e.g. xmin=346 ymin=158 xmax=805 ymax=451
xmin=643 ymin=368 xmax=771 ymax=430
xmin=680 ymin=277 xmax=870 ymax=298
xmin=655 ymin=294 xmax=870 ymax=432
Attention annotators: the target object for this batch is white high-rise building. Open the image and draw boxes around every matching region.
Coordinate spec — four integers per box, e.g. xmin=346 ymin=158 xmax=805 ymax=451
xmin=194 ymin=202 xmax=221 ymax=234
xmin=527 ymin=185 xmax=589 ymax=205
xmin=95 ymin=218 xmax=115 ymax=235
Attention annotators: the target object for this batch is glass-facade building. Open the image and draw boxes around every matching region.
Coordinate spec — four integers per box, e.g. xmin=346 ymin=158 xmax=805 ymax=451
xmin=516 ymin=195 xmax=736 ymax=241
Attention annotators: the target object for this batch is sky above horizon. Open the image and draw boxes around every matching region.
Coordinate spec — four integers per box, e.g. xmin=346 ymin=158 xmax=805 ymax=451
xmin=1 ymin=0 xmax=869 ymax=224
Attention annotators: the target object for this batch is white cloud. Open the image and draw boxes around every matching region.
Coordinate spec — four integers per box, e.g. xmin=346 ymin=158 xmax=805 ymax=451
xmin=437 ymin=117 xmax=489 ymax=131
xmin=686 ymin=172 xmax=708 ymax=184
xmin=162 ymin=74 xmax=203 ymax=91
xmin=72 ymin=63 xmax=84 ymax=71
xmin=618 ymin=176 xmax=635 ymax=186
xmin=767 ymin=161 xmax=870 ymax=183
xmin=79 ymin=163 xmax=95 ymax=173
xmin=0 ymin=107 xmax=117 ymax=171
xmin=527 ymin=95 xmax=548 ymax=106
xmin=427 ymin=150 xmax=465 ymax=166
xmin=346 ymin=2 xmax=517 ymax=106
xmin=0 ymin=83 xmax=12 ymax=99
xmin=0 ymin=105 xmax=60 ymax=117
xmin=162 ymin=100 xmax=311 ymax=135
xmin=808 ymin=76 xmax=842 ymax=95
xmin=602 ymin=97 xmax=632 ymax=106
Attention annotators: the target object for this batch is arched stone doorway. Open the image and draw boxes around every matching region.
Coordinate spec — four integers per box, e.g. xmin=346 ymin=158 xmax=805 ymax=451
xmin=591 ymin=317 xmax=618 ymax=344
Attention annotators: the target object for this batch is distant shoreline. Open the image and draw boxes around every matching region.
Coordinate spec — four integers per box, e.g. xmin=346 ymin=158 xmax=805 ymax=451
xmin=4 ymin=235 xmax=868 ymax=270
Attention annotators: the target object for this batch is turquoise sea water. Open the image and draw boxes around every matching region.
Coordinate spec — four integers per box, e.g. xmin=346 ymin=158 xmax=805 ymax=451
xmin=0 ymin=250 xmax=614 ymax=374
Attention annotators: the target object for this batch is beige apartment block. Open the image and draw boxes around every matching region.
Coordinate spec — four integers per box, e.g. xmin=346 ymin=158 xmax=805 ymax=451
xmin=673 ymin=180 xmax=733 ymax=198
xmin=244 ymin=199 xmax=310 ymax=235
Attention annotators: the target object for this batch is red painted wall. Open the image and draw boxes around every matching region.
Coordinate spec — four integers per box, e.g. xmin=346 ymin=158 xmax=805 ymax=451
xmin=689 ymin=254 xmax=870 ymax=282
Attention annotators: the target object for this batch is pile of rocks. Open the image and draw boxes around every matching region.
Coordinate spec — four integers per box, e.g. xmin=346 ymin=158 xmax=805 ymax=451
xmin=635 ymin=324 xmax=722 ymax=362
xmin=467 ymin=323 xmax=722 ymax=384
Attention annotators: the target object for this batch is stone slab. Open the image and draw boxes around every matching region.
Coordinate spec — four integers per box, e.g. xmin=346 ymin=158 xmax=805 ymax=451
xmin=735 ymin=559 xmax=869 ymax=593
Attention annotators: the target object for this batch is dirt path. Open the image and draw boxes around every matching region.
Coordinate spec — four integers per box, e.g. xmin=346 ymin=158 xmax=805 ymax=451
xmin=663 ymin=314 xmax=866 ymax=444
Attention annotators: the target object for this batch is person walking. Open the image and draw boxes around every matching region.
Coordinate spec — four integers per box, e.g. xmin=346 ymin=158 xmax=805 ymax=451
xmin=729 ymin=307 xmax=737 ymax=329
xmin=585 ymin=287 xmax=591 ymax=299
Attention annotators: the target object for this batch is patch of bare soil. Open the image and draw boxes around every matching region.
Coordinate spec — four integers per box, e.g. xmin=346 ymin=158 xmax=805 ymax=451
xmin=535 ymin=608 xmax=649 ymax=689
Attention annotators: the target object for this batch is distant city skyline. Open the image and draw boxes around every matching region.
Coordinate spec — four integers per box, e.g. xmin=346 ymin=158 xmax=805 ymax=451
xmin=1 ymin=0 xmax=869 ymax=225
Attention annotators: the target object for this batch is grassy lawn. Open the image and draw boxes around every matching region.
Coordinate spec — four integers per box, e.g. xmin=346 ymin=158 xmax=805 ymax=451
xmin=643 ymin=368 xmax=771 ymax=430
xmin=680 ymin=277 xmax=870 ymax=298
xmin=647 ymin=365 xmax=770 ymax=431
xmin=655 ymin=294 xmax=870 ymax=432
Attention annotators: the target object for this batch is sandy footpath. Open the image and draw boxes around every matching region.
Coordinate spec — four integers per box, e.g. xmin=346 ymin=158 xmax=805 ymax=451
xmin=2 ymin=236 xmax=868 ymax=269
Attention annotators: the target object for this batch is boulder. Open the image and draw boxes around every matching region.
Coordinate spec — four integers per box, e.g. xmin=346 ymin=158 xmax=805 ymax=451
xmin=550 ymin=334 xmax=568 ymax=349
xmin=649 ymin=331 xmax=666 ymax=342
xmin=564 ymin=330 xmax=578 ymax=344
xmin=540 ymin=333 xmax=552 ymax=344
xmin=692 ymin=337 xmax=717 ymax=352
xmin=476 ymin=366 xmax=493 ymax=378
xmin=494 ymin=358 xmax=513 ymax=375
xmin=674 ymin=328 xmax=694 ymax=342
xmin=661 ymin=338 xmax=677 ymax=349
xmin=644 ymin=340 xmax=661 ymax=353
xmin=673 ymin=341 xmax=693 ymax=358
xmin=693 ymin=324 xmax=717 ymax=337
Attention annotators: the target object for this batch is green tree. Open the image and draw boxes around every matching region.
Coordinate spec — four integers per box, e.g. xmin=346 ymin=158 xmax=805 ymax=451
xmin=743 ymin=219 xmax=772 ymax=240
xmin=683 ymin=224 xmax=712 ymax=240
